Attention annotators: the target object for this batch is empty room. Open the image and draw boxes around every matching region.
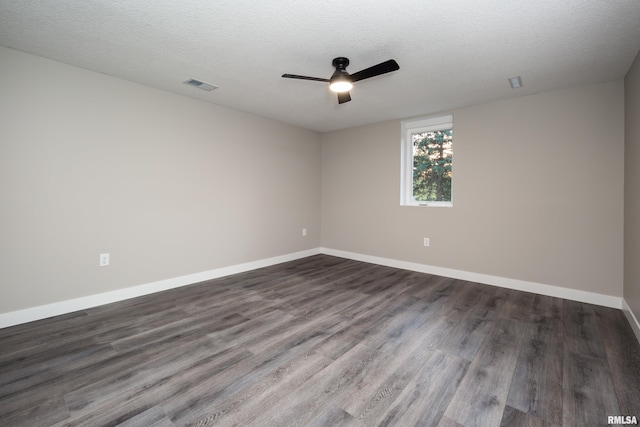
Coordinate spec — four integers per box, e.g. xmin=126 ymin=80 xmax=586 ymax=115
xmin=1 ymin=1 xmax=640 ymax=426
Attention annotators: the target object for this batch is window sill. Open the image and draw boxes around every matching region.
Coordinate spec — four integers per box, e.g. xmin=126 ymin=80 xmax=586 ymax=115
xmin=402 ymin=202 xmax=453 ymax=208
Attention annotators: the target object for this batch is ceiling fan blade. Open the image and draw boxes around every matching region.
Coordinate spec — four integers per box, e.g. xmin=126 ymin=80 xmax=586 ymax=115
xmin=337 ymin=91 xmax=351 ymax=104
xmin=282 ymin=74 xmax=330 ymax=82
xmin=349 ymin=59 xmax=399 ymax=83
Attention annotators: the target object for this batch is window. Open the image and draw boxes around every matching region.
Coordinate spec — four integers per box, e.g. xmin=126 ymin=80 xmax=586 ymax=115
xmin=401 ymin=114 xmax=453 ymax=206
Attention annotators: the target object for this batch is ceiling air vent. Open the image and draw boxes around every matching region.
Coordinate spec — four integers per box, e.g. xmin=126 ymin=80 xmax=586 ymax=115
xmin=183 ymin=78 xmax=218 ymax=91
xmin=508 ymin=76 xmax=523 ymax=89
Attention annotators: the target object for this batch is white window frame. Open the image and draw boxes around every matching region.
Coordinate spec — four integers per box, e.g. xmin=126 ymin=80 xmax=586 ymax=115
xmin=400 ymin=114 xmax=453 ymax=207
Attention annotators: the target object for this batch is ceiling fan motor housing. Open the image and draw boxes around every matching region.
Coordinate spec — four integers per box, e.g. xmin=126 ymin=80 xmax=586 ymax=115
xmin=332 ymin=57 xmax=350 ymax=70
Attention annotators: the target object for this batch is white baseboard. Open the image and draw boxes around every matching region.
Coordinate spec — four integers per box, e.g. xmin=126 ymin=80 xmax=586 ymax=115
xmin=319 ymin=247 xmax=623 ymax=309
xmin=0 ymin=247 xmax=628 ymax=331
xmin=622 ymin=299 xmax=640 ymax=344
xmin=0 ymin=248 xmax=320 ymax=329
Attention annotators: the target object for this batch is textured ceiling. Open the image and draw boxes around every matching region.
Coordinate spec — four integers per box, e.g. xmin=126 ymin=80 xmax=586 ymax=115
xmin=1 ymin=0 xmax=639 ymax=132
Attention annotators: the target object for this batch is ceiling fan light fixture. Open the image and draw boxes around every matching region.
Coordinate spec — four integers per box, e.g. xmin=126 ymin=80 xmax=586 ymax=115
xmin=329 ymin=69 xmax=353 ymax=92
xmin=329 ymin=79 xmax=353 ymax=93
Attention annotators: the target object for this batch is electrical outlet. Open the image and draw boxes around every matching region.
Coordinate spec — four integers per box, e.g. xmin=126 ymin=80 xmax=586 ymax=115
xmin=302 ymin=228 xmax=307 ymax=237
xmin=423 ymin=238 xmax=430 ymax=247
xmin=99 ymin=253 xmax=110 ymax=267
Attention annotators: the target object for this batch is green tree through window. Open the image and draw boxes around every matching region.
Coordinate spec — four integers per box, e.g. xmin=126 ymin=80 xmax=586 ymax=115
xmin=401 ymin=114 xmax=453 ymax=206
xmin=412 ymin=129 xmax=453 ymax=202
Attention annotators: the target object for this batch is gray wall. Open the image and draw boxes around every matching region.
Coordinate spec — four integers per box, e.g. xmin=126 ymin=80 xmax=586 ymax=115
xmin=0 ymin=47 xmax=321 ymax=313
xmin=0 ymin=44 xmax=631 ymax=318
xmin=625 ymin=51 xmax=640 ymax=320
xmin=321 ymin=81 xmax=624 ymax=297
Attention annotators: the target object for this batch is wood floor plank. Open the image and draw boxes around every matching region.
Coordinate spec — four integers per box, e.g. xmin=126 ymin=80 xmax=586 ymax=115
xmin=404 ymin=273 xmax=452 ymax=299
xmin=63 ymin=344 xmax=252 ymax=417
xmin=499 ymin=289 xmax=536 ymax=322
xmin=0 ymin=341 xmax=118 ymax=398
xmin=90 ymin=308 xmax=195 ymax=345
xmin=111 ymin=312 xmax=250 ymax=353
xmin=530 ymin=294 xmax=562 ymax=321
xmin=51 ymin=399 xmax=156 ymax=427
xmin=562 ymin=350 xmax=620 ymax=427
xmin=163 ymin=318 xmax=349 ymax=425
xmin=0 ymin=333 xmax=220 ymax=421
xmin=437 ymin=416 xmax=465 ymax=427
xmin=310 ymin=291 xmax=418 ymax=360
xmin=0 ymin=326 xmax=111 ymax=371
xmin=562 ymin=300 xmax=607 ymax=359
xmin=507 ymin=315 xmax=564 ymax=425
xmin=0 ymin=310 xmax=88 ymax=343
xmin=242 ymin=309 xmax=344 ymax=356
xmin=242 ymin=343 xmax=376 ymax=427
xmin=116 ymin=406 xmax=176 ymax=427
xmin=206 ymin=310 xmax=294 ymax=349
xmin=500 ymin=405 xmax=560 ymax=427
xmin=344 ymin=265 xmax=411 ymax=295
xmin=340 ymin=315 xmax=458 ymax=423
xmin=185 ymin=352 xmax=333 ymax=426
xmin=376 ymin=350 xmax=470 ymax=427
xmin=0 ymin=396 xmax=70 ymax=427
xmin=465 ymin=286 xmax=511 ymax=320
xmin=182 ymin=290 xmax=264 ymax=316
xmin=361 ymin=297 xmax=445 ymax=355
xmin=307 ymin=404 xmax=359 ymax=427
xmin=435 ymin=280 xmax=493 ymax=323
xmin=289 ymin=287 xmax=370 ymax=320
xmin=444 ymin=317 xmax=526 ymax=427
xmin=438 ymin=314 xmax=493 ymax=361
xmin=0 ymin=312 xmax=91 ymax=362
xmin=593 ymin=305 xmax=640 ymax=415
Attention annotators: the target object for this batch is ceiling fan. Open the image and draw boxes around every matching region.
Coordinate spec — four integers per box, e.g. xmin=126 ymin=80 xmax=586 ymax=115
xmin=282 ymin=57 xmax=400 ymax=104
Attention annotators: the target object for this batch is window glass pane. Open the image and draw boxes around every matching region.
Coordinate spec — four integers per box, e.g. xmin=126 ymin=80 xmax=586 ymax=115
xmin=411 ymin=129 xmax=453 ymax=202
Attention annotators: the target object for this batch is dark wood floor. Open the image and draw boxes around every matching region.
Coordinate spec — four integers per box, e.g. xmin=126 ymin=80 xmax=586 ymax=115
xmin=1 ymin=255 xmax=639 ymax=427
